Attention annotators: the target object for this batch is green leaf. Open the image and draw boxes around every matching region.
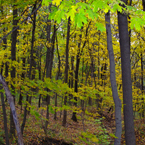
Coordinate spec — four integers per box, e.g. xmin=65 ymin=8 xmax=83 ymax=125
xmin=74 ymin=13 xmax=87 ymax=28
xmin=34 ymin=111 xmax=40 ymax=118
xmin=131 ymin=17 xmax=144 ymax=31
xmin=42 ymin=0 xmax=51 ymax=6
xmin=53 ymin=10 xmax=65 ymax=23
xmin=67 ymin=6 xmax=77 ymax=20
xmin=95 ymin=23 xmax=106 ymax=32
xmin=49 ymin=105 xmax=55 ymax=114
xmin=112 ymin=4 xmax=122 ymax=12
xmin=109 ymin=133 xmax=118 ymax=138
xmin=86 ymin=9 xmax=95 ymax=19
xmin=48 ymin=7 xmax=58 ymax=19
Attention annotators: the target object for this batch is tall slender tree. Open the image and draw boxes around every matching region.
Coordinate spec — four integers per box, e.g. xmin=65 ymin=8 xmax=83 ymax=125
xmin=141 ymin=0 xmax=145 ymax=118
xmin=45 ymin=5 xmax=52 ymax=131
xmin=62 ymin=17 xmax=71 ymax=126
xmin=118 ymin=0 xmax=136 ymax=144
xmin=10 ymin=2 xmax=18 ymax=138
xmin=105 ymin=11 xmax=122 ymax=145
xmin=21 ymin=2 xmax=37 ymax=134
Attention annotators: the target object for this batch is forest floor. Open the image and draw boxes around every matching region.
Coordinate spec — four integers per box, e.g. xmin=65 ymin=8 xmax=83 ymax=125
xmin=0 ymin=102 xmax=145 ymax=145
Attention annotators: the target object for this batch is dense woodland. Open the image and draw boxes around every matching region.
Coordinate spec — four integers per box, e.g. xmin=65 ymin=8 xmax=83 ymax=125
xmin=0 ymin=0 xmax=145 ymax=145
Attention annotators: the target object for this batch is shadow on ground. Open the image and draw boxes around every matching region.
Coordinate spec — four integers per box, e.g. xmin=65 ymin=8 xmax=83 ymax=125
xmin=29 ymin=137 xmax=73 ymax=145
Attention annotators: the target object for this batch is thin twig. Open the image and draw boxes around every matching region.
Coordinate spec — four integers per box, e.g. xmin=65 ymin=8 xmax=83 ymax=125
xmin=0 ymin=1 xmax=42 ymax=45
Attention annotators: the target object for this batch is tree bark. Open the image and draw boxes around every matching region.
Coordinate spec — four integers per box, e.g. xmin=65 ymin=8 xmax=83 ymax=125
xmin=105 ymin=11 xmax=122 ymax=145
xmin=21 ymin=2 xmax=37 ymax=134
xmin=141 ymin=0 xmax=145 ymax=119
xmin=72 ymin=22 xmax=90 ymax=122
xmin=45 ymin=21 xmax=56 ymax=129
xmin=44 ymin=6 xmax=52 ymax=130
xmin=54 ymin=36 xmax=61 ymax=120
xmin=141 ymin=52 xmax=144 ymax=117
xmin=71 ymin=45 xmax=81 ymax=122
xmin=1 ymin=89 xmax=10 ymax=145
xmin=0 ymin=2 xmax=42 ymax=45
xmin=0 ymin=5 xmax=10 ymax=145
xmin=62 ymin=17 xmax=71 ymax=126
xmin=0 ymin=74 xmax=24 ymax=145
xmin=18 ymin=23 xmax=28 ymax=106
xmin=118 ymin=1 xmax=136 ymax=144
xmin=10 ymin=3 xmax=18 ymax=138
xmin=69 ymin=56 xmax=74 ymax=105
xmin=38 ymin=46 xmax=42 ymax=108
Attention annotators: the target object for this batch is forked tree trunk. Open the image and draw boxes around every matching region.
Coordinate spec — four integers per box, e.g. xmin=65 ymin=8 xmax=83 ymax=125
xmin=105 ymin=11 xmax=122 ymax=145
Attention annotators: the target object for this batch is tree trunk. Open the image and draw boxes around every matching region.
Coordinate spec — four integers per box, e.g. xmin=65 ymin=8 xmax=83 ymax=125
xmin=118 ymin=1 xmax=136 ymax=144
xmin=1 ymin=4 xmax=8 ymax=81
xmin=71 ymin=48 xmax=81 ymax=122
xmin=69 ymin=56 xmax=74 ymax=105
xmin=0 ymin=74 xmax=24 ymax=145
xmin=45 ymin=21 xmax=56 ymax=130
xmin=10 ymin=3 xmax=18 ymax=138
xmin=18 ymin=28 xmax=27 ymax=107
xmin=28 ymin=2 xmax=37 ymax=113
xmin=62 ymin=17 xmax=71 ymax=126
xmin=141 ymin=0 xmax=145 ymax=119
xmin=18 ymin=56 xmax=25 ymax=106
xmin=1 ymin=90 xmax=10 ymax=145
xmin=54 ymin=36 xmax=61 ymax=120
xmin=44 ymin=5 xmax=52 ymax=130
xmin=105 ymin=11 xmax=122 ymax=145
xmin=72 ymin=23 xmax=90 ymax=122
xmin=38 ymin=46 xmax=42 ymax=108
xmin=21 ymin=2 xmax=37 ymax=134
xmin=141 ymin=52 xmax=144 ymax=117
xmin=71 ymin=28 xmax=83 ymax=122
xmin=0 ymin=5 xmax=9 ymax=144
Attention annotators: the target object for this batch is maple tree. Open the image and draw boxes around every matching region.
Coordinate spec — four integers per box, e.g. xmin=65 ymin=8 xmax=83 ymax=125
xmin=0 ymin=0 xmax=145 ymax=145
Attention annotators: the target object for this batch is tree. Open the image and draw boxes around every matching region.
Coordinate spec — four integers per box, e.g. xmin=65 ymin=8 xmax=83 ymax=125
xmin=105 ymin=11 xmax=122 ymax=145
xmin=118 ymin=0 xmax=136 ymax=144
xmin=62 ymin=17 xmax=71 ymax=126
xmin=1 ymin=0 xmax=145 ymax=144
xmin=10 ymin=2 xmax=18 ymax=138
xmin=0 ymin=74 xmax=24 ymax=145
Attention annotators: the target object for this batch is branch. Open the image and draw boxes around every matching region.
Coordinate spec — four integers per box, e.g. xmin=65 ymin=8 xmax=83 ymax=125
xmin=0 ymin=1 xmax=42 ymax=45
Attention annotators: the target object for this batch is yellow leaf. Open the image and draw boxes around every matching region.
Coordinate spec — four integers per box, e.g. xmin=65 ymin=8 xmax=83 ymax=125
xmin=91 ymin=137 xmax=99 ymax=142
xmin=52 ymin=0 xmax=62 ymax=6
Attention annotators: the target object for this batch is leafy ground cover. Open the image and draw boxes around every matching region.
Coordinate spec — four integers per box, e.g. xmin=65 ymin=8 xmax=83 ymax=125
xmin=0 ymin=102 xmax=145 ymax=145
